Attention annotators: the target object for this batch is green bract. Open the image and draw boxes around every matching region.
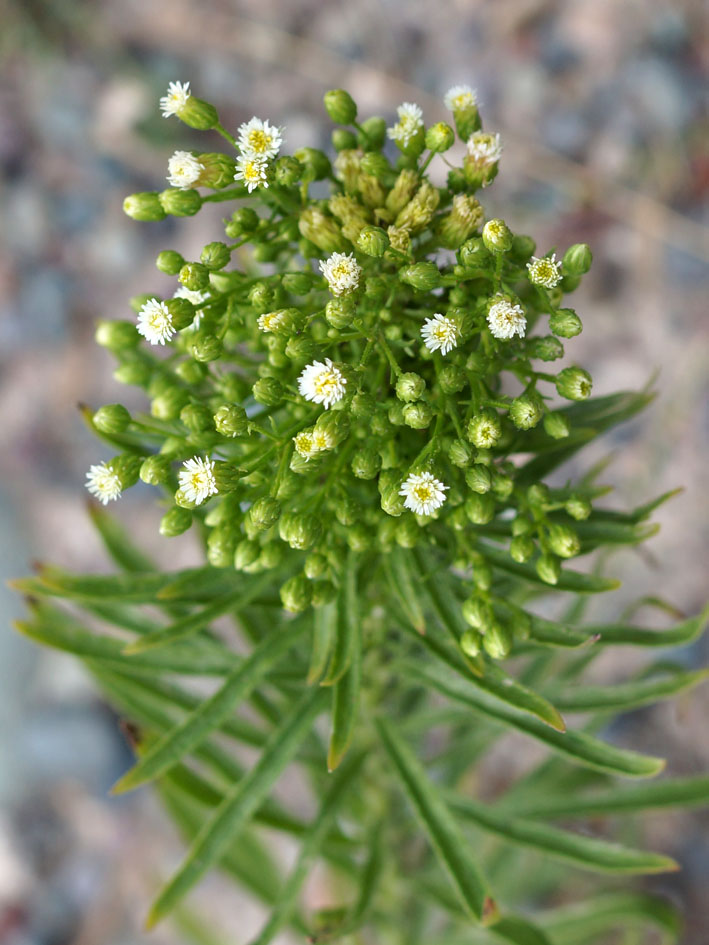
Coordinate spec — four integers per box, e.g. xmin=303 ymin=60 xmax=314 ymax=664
xmin=13 ymin=82 xmax=708 ymax=945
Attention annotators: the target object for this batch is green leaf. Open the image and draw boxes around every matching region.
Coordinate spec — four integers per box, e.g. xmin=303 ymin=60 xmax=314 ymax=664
xmin=384 ymin=548 xmax=426 ymax=633
xmin=481 ymin=544 xmax=621 ymax=594
xmin=525 ymin=615 xmax=591 ymax=649
xmin=487 ymin=915 xmax=553 ymax=945
xmin=308 ymin=601 xmax=337 ymax=685
xmin=376 ymin=717 xmax=495 ymax=924
xmin=112 ymin=621 xmax=307 ymax=793
xmin=22 ymin=565 xmax=236 ymax=603
xmin=448 ymin=795 xmax=677 ymax=874
xmin=146 ymin=687 xmax=326 ymax=928
xmin=538 ymin=892 xmax=681 ymax=945
xmin=327 ymin=616 xmax=362 ymax=771
xmin=87 ymin=503 xmax=155 ymax=571
xmin=545 ymin=668 xmax=709 ymax=712
xmin=585 ymin=603 xmax=709 ymax=647
xmin=404 ymin=660 xmax=665 ymax=778
xmin=321 ymin=550 xmax=358 ymax=686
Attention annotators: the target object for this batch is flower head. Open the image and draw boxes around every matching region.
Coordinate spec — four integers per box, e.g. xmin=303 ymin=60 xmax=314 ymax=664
xmin=178 ymin=456 xmax=218 ymax=505
xmin=237 ymin=117 xmax=283 ymax=160
xmin=421 ymin=313 xmax=459 ymax=356
xmin=234 ymin=154 xmax=269 ymax=193
xmin=319 ymin=252 xmax=362 ymax=296
xmin=86 ymin=462 xmax=122 ymax=505
xmin=387 ymin=103 xmax=424 ymax=148
xmin=297 ymin=358 xmax=347 ymax=409
xmin=137 ymin=298 xmax=175 ymax=346
xmin=160 ymin=80 xmax=191 ymax=118
xmin=444 ymin=84 xmax=477 ymax=111
xmin=527 ymin=253 xmax=562 ymax=288
xmin=167 ymin=150 xmax=204 ymax=189
xmin=399 ymin=471 xmax=449 ymax=516
xmin=487 ymin=300 xmax=527 ymax=340
xmin=258 ymin=311 xmax=287 ymax=333
xmin=293 ymin=427 xmax=332 ymax=460
xmin=466 ymin=131 xmax=502 ymax=167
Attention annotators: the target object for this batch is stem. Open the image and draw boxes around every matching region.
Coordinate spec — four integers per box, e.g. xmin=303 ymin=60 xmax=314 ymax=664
xmin=377 ymin=332 xmax=401 ymax=379
xmin=214 ymin=122 xmax=237 ymax=148
xmin=202 ymin=188 xmax=248 ymax=203
xmin=418 ymin=150 xmax=435 ymax=177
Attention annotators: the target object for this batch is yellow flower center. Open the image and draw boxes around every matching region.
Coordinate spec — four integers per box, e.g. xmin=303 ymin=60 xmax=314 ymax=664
xmin=248 ymin=129 xmax=272 ymax=153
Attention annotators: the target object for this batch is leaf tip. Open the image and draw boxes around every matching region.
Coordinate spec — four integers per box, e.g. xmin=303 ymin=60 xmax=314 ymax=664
xmin=481 ymin=895 xmax=499 ymax=926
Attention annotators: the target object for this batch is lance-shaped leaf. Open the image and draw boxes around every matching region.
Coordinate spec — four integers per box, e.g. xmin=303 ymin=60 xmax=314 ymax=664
xmin=146 ymin=687 xmax=326 ymax=928
xmin=327 ymin=616 xmax=362 ymax=771
xmin=383 ymin=548 xmax=426 ymax=633
xmin=585 ymin=603 xmax=709 ymax=647
xmin=87 ymin=503 xmax=155 ymax=572
xmin=537 ymin=892 xmax=681 ymax=945
xmin=404 ymin=660 xmax=665 ymax=778
xmin=447 ymin=795 xmax=678 ymax=874
xmin=480 ymin=544 xmax=621 ymax=594
xmin=376 ymin=717 xmax=495 ymax=924
xmin=321 ymin=550 xmax=358 ymax=686
xmin=487 ymin=915 xmax=553 ymax=945
xmin=545 ymin=667 xmax=709 ymax=712
xmin=112 ymin=621 xmax=307 ymax=793
xmin=308 ymin=601 xmax=337 ymax=685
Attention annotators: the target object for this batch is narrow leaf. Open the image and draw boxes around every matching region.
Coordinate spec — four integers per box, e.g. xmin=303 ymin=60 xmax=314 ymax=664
xmin=481 ymin=544 xmax=621 ymax=594
xmin=384 ymin=548 xmax=426 ymax=633
xmin=308 ymin=601 xmax=337 ymax=685
xmin=87 ymin=503 xmax=155 ymax=571
xmin=327 ymin=618 xmax=362 ymax=771
xmin=546 ymin=668 xmax=709 ymax=712
xmin=488 ymin=915 xmax=553 ymax=945
xmin=585 ymin=603 xmax=709 ymax=647
xmin=538 ymin=892 xmax=681 ymax=945
xmin=321 ymin=550 xmax=358 ymax=686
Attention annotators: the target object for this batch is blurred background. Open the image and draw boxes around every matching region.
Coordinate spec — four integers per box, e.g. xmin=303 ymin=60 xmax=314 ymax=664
xmin=1 ymin=0 xmax=708 ymax=942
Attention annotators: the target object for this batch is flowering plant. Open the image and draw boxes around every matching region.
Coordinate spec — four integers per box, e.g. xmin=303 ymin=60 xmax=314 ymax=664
xmin=14 ymin=81 xmax=709 ymax=943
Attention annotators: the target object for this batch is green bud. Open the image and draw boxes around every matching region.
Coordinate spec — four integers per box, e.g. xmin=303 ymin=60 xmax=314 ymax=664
xmin=512 ymin=515 xmax=535 ymax=537
xmin=315 ymin=410 xmax=350 ymax=446
xmin=93 ymin=404 xmax=131 ymax=435
xmin=332 ymin=128 xmax=358 ymax=151
xmin=159 ymin=506 xmax=193 ymax=537
xmin=234 ymin=538 xmax=261 ymax=572
xmin=509 ymin=393 xmax=544 ymax=430
xmin=447 ymin=168 xmax=467 ymax=193
xmin=248 ymin=282 xmax=276 ymax=309
xmin=207 ymin=525 xmax=238 ymax=568
xmin=465 ymin=464 xmax=492 ymax=494
xmin=180 ymin=403 xmax=213 ymax=433
xmin=351 ymin=391 xmax=376 ymax=419
xmin=438 ymin=365 xmax=466 ymax=394
xmin=311 ymin=581 xmax=337 ymax=608
xmin=227 ymin=207 xmax=260 ymax=237
xmin=274 ymin=156 xmax=303 ymax=187
xmin=549 ymin=308 xmax=583 ymax=338
xmin=334 ymin=495 xmax=360 ymax=526
xmin=175 ymin=359 xmax=207 ymax=385
xmin=213 ymin=403 xmax=248 ymax=437
xmin=358 ymin=115 xmax=387 ymax=151
xmin=425 ymin=121 xmax=455 ymax=152
xmin=527 ymin=483 xmax=550 ymax=508
xmin=396 ymin=517 xmax=420 ymax=548
xmin=381 ymin=485 xmax=405 ymax=517
xmin=360 ymin=151 xmax=390 ymax=179
xmin=123 ymin=192 xmax=166 ymax=222
xmin=285 ymin=335 xmax=317 ymax=363
xmin=96 ymin=320 xmax=140 ymax=351
xmin=483 ymin=622 xmax=512 ymax=660
xmin=347 ymin=523 xmax=373 ymax=552
xmin=245 ymin=497 xmax=281 ymax=536
xmin=304 ymin=553 xmax=328 ymax=580
xmin=152 ymin=387 xmax=189 ymax=420
xmin=482 ymin=219 xmax=513 ymax=253
xmin=259 ymin=542 xmax=284 ymax=570
xmin=467 ymin=409 xmax=502 ymax=449
xmin=472 ymin=559 xmax=493 ymax=591
xmin=200 ymin=241 xmax=230 ymax=271
xmin=402 ymin=402 xmax=433 ymax=429
xmin=565 ymin=496 xmax=592 ymax=521
xmin=536 ymin=553 xmax=560 ymax=585
xmin=387 ymin=401 xmax=405 ymax=427
xmin=530 ymin=335 xmax=565 ymax=361
xmin=509 ymin=234 xmax=536 ymax=264
xmin=356 ymin=225 xmax=389 ymax=257
xmin=156 ymin=250 xmax=185 ymax=275
xmin=492 ymin=470 xmax=514 ymax=500
xmin=114 ymin=360 xmax=152 ymax=387
xmin=177 ymin=96 xmax=219 ymax=130
xmin=556 ymin=366 xmax=592 ymax=401
xmin=449 ymin=439 xmax=473 ymax=468
xmin=294 ymin=147 xmax=331 ymax=182
xmin=165 ymin=297 xmax=196 ymax=330
xmin=465 ymin=493 xmax=496 ymax=525
xmin=510 ymin=535 xmax=535 ymax=563
xmin=324 ymin=88 xmax=357 ymax=125
xmin=280 ymin=575 xmax=312 ymax=613
xmin=399 ymin=262 xmax=442 ymax=291
xmin=547 ymin=523 xmax=581 ymax=559
xmin=179 ymin=262 xmax=210 ymax=291
xmin=460 ymin=629 xmax=482 ymax=659
xmin=279 ymin=512 xmax=322 ymax=551
xmin=210 ymin=462 xmax=240 ymax=495
xmin=189 ymin=333 xmax=223 ymax=363
xmin=351 ymin=447 xmax=382 ymax=480
xmin=462 ymin=597 xmax=493 ymax=631
xmin=195 ymin=152 xmax=236 ymax=189
xmin=325 ymin=297 xmax=355 ymax=329
xmin=282 ymin=273 xmax=314 ymax=295
xmin=563 ymin=243 xmax=592 ymax=275
xmin=396 ymin=372 xmax=426 ymax=402
xmin=159 ymin=188 xmax=203 ymax=217
xmin=299 ymin=207 xmax=347 ymax=254
xmin=543 ymin=411 xmax=571 ymax=439
xmin=140 ymin=454 xmax=171 ymax=485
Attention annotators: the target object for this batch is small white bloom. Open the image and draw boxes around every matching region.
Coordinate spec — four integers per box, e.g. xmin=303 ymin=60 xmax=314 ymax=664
xmin=257 ymin=311 xmax=287 ymax=333
xmin=421 ymin=313 xmax=459 ymax=356
xmin=387 ymin=102 xmax=424 ymax=147
xmin=86 ymin=462 xmax=122 ymax=505
xmin=167 ymin=150 xmax=204 ymax=189
xmin=137 ymin=298 xmax=175 ymax=346
xmin=311 ymin=428 xmax=333 ymax=451
xmin=444 ymin=84 xmax=478 ymax=111
xmin=487 ymin=300 xmax=527 ymax=340
xmin=293 ymin=427 xmax=332 ymax=460
xmin=399 ymin=471 xmax=448 ymax=517
xmin=234 ymin=154 xmax=269 ymax=193
xmin=466 ymin=131 xmax=502 ymax=166
xmin=319 ymin=252 xmax=362 ymax=296
xmin=527 ymin=253 xmax=562 ymax=288
xmin=237 ymin=117 xmax=283 ymax=159
xmin=178 ymin=456 xmax=218 ymax=505
xmin=160 ymin=80 xmax=191 ymax=118
xmin=297 ymin=358 xmax=347 ymax=409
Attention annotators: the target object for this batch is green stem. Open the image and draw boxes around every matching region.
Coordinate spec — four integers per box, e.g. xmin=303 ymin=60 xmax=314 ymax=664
xmin=377 ymin=332 xmax=401 ymax=379
xmin=202 ymin=187 xmax=248 ymax=203
xmin=214 ymin=122 xmax=237 ymax=148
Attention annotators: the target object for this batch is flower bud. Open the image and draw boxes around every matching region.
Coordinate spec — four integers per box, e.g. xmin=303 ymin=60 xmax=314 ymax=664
xmin=257 ymin=542 xmax=283 ymax=571
xmin=298 ymin=207 xmax=348 ymax=254
xmin=492 ymin=470 xmax=514 ymax=500
xmin=399 ymin=261 xmax=442 ymax=291
xmin=465 ymin=464 xmax=492 ymax=494
xmin=227 ymin=207 xmax=260 ymax=237
xmin=360 ymin=151 xmax=390 ymax=179
xmin=467 ymin=409 xmax=502 ymax=449
xmin=195 ymin=152 xmax=236 ymax=188
xmin=332 ymin=128 xmax=358 ymax=151
xmin=304 ymin=553 xmax=328 ymax=580
xmin=350 ymin=391 xmax=376 ymax=420
xmin=214 ymin=403 xmax=248 ymax=437
xmin=324 ymin=89 xmax=357 ymax=125
xmin=396 ymin=517 xmax=420 ymax=548
xmin=159 ymin=506 xmax=193 ymax=537
xmin=294 ymin=147 xmax=331 ymax=182
xmin=96 ymin=320 xmax=141 ymax=351
xmin=460 ymin=629 xmax=482 ymax=659
xmin=465 ymin=493 xmax=495 ymax=525
xmin=235 ymin=538 xmax=261 ymax=572
xmin=274 ymin=155 xmax=303 ymax=187
xmin=482 ymin=219 xmax=512 ymax=253
xmin=438 ymin=365 xmax=466 ymax=394
xmin=549 ymin=309 xmax=583 ymax=338
xmin=123 ymin=191 xmax=166 ymax=222
xmin=140 ymin=454 xmax=171 ymax=485
xmin=356 ymin=225 xmax=389 ymax=257
xmin=156 ymin=250 xmax=185 ymax=275
xmin=311 ymin=581 xmax=337 ymax=608
xmin=358 ymin=115 xmax=387 ymax=150
xmin=180 ymin=403 xmax=213 ymax=433
xmin=462 ymin=597 xmax=493 ymax=631
xmin=547 ymin=523 xmax=581 ymax=558
xmin=439 ymin=194 xmax=484 ymax=250
xmin=245 ymin=497 xmax=281 ymax=537
xmin=281 ymin=273 xmax=313 ymax=296
xmin=279 ymin=512 xmax=322 ymax=551
xmin=200 ymin=241 xmax=230 ymax=271
xmin=483 ymin=622 xmax=512 ymax=660
xmin=510 ymin=535 xmax=535 ymax=563
xmin=509 ymin=234 xmax=536 ymax=264
xmin=381 ymin=485 xmax=405 ymax=517
xmin=206 ymin=525 xmax=237 ymax=568
xmin=385 ymin=169 xmax=419 ymax=216
xmin=527 ymin=483 xmax=550 ymax=508
xmin=351 ymin=447 xmax=381 ymax=480
xmin=556 ymin=367 xmax=592 ymax=401
xmin=402 ymin=402 xmax=433 ymax=429
xmin=395 ymin=181 xmax=439 ymax=233
xmin=152 ymin=387 xmax=189 ymax=420
xmin=285 ymin=336 xmax=317 ymax=363
xmin=536 ymin=553 xmax=560 ymax=585
xmin=280 ymin=575 xmax=312 ymax=613
xmin=325 ymin=297 xmax=355 ymax=329
xmin=512 ymin=515 xmax=534 ymax=537
xmin=176 ymin=96 xmax=218 ymax=130
xmin=179 ymin=262 xmax=210 ymax=292
xmin=174 ymin=360 xmax=206 ymax=385
xmin=529 ymin=335 xmax=564 ymax=361
xmin=93 ymin=404 xmax=131 ymax=435
xmin=543 ymin=411 xmax=571 ymax=439
xmin=159 ymin=188 xmax=203 ymax=216
xmin=334 ymin=494 xmax=361 ymax=526
xmin=114 ymin=360 xmax=152 ymax=387
xmin=509 ymin=393 xmax=544 ymax=430
xmin=189 ymin=333 xmax=223 ymax=362
xmin=425 ymin=121 xmax=455 ymax=152
xmin=395 ymin=372 xmax=425 ymax=403
xmin=347 ymin=523 xmax=373 ymax=552
xmin=563 ymin=243 xmax=592 ymax=275
xmin=449 ymin=439 xmax=473 ymax=468
xmin=472 ymin=559 xmax=493 ymax=591
xmin=565 ymin=495 xmax=591 ymax=521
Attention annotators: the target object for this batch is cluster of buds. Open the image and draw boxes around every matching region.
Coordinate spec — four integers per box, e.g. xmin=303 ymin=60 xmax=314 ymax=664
xmin=93 ymin=82 xmax=596 ymax=654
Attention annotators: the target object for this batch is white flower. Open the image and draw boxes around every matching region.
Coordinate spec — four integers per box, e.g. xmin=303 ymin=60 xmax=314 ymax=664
xmin=137 ymin=298 xmax=175 ymax=346
xmin=293 ymin=427 xmax=332 ymax=460
xmin=86 ymin=462 xmax=122 ymax=505
xmin=234 ymin=154 xmax=269 ymax=193
xmin=319 ymin=252 xmax=362 ymax=296
xmin=297 ymin=358 xmax=347 ymax=409
xmin=237 ymin=117 xmax=283 ymax=159
xmin=167 ymin=150 xmax=204 ymax=189
xmin=387 ymin=102 xmax=424 ymax=147
xmin=421 ymin=313 xmax=459 ymax=356
xmin=466 ymin=131 xmax=502 ymax=166
xmin=527 ymin=253 xmax=562 ymax=288
xmin=399 ymin=471 xmax=448 ymax=517
xmin=258 ymin=311 xmax=287 ymax=333
xmin=311 ymin=428 xmax=333 ymax=451
xmin=174 ymin=286 xmax=208 ymax=329
xmin=160 ymin=80 xmax=191 ymax=118
xmin=487 ymin=300 xmax=527 ymax=340
xmin=444 ymin=84 xmax=477 ymax=111
xmin=178 ymin=456 xmax=218 ymax=505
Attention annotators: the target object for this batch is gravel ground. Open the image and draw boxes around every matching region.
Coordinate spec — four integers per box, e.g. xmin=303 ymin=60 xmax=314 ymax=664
xmin=1 ymin=1 xmax=708 ymax=942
